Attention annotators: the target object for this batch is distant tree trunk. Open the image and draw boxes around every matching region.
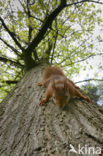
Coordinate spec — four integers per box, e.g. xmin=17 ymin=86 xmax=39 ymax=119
xmin=0 ymin=63 xmax=103 ymax=156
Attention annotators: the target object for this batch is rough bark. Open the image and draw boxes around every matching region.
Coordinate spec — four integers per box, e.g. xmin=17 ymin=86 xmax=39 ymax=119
xmin=0 ymin=64 xmax=103 ymax=156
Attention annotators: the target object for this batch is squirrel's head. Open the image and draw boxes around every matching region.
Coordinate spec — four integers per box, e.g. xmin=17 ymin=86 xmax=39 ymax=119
xmin=52 ymin=79 xmax=70 ymax=107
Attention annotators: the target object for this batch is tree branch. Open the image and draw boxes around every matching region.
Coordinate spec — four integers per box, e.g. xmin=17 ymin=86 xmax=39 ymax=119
xmin=69 ymin=53 xmax=103 ymax=65
xmin=0 ymin=37 xmax=21 ymax=57
xmin=0 ymin=56 xmax=24 ymax=68
xmin=75 ymin=78 xmax=103 ymax=84
xmin=29 ymin=15 xmax=43 ymax=23
xmin=25 ymin=0 xmax=67 ymax=54
xmin=66 ymin=0 xmax=103 ymax=7
xmin=32 ymin=50 xmax=39 ymax=61
xmin=26 ymin=0 xmax=33 ymax=42
xmin=0 ymin=17 xmax=24 ymax=51
xmin=51 ymin=20 xmax=58 ymax=64
xmin=88 ymin=0 xmax=103 ymax=4
xmin=1 ymin=80 xmax=18 ymax=85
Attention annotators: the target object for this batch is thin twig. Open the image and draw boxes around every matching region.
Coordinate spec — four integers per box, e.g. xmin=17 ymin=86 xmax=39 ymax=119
xmin=75 ymin=78 xmax=103 ymax=84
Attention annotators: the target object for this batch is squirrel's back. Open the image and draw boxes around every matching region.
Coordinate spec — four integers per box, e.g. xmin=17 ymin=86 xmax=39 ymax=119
xmin=43 ymin=66 xmax=65 ymax=81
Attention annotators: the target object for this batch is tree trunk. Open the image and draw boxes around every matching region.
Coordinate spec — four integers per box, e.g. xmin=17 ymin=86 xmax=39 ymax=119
xmin=0 ymin=63 xmax=103 ymax=156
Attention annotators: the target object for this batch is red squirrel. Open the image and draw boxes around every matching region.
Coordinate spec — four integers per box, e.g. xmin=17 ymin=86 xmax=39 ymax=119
xmin=38 ymin=66 xmax=91 ymax=107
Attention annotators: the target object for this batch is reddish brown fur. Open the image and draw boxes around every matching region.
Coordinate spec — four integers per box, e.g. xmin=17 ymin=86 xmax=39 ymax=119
xmin=38 ymin=66 xmax=91 ymax=107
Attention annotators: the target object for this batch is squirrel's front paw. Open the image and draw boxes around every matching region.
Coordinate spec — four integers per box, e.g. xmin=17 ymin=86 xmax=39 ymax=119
xmin=39 ymin=98 xmax=47 ymax=105
xmin=86 ymin=97 xmax=91 ymax=102
xmin=37 ymin=82 xmax=43 ymax=86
